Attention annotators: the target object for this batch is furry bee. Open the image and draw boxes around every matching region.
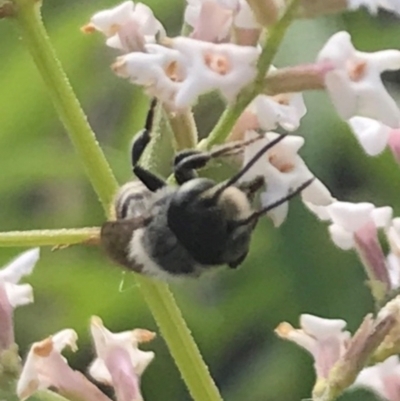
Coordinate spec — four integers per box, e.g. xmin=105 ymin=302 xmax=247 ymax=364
xmin=100 ymin=100 xmax=312 ymax=280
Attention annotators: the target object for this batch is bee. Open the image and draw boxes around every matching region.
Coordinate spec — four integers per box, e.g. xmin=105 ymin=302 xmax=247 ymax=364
xmin=100 ymin=99 xmax=313 ymax=280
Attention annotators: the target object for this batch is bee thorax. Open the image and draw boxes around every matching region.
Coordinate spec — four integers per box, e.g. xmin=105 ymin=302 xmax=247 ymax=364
xmin=114 ymin=181 xmax=153 ymax=219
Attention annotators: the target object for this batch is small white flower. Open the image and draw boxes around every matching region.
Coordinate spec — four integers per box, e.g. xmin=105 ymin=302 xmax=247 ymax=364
xmin=353 ymin=356 xmax=400 ymax=401
xmin=307 ymin=201 xmax=393 ymax=289
xmin=89 ymin=316 xmax=155 ymax=401
xmin=250 ymin=91 xmax=307 ymax=132
xmin=275 ymin=314 xmax=350 ymax=378
xmin=242 ymin=131 xmax=332 ymax=227
xmin=170 ymin=37 xmax=259 ymax=108
xmin=112 ymin=44 xmax=186 ymax=107
xmin=87 ymin=1 xmax=134 ymax=36
xmin=17 ymin=329 xmax=112 ymax=401
xmin=83 ymin=1 xmax=165 ymax=53
xmin=348 ymin=0 xmax=400 ymax=14
xmin=184 ymin=0 xmax=234 ymax=42
xmin=184 ymin=0 xmax=258 ymax=40
xmin=317 ymin=31 xmax=400 ymax=128
xmin=324 ymin=202 xmax=392 ymax=250
xmin=306 ymin=201 xmax=392 ymax=248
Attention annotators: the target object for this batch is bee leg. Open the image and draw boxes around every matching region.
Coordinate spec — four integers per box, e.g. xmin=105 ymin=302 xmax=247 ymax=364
xmin=131 ymin=98 xmax=157 ymax=165
xmin=174 ymin=151 xmax=212 ymax=184
xmin=134 ymin=165 xmax=166 ymax=192
xmin=173 ymin=136 xmax=266 ymax=185
xmin=131 ymin=98 xmax=166 ymax=192
xmin=173 ymin=144 xmax=247 ymax=185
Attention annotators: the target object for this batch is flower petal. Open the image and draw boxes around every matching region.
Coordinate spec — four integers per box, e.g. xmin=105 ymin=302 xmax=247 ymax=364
xmin=371 ymin=206 xmax=393 ymax=229
xmin=300 ymin=314 xmax=347 ymax=339
xmin=328 ymin=223 xmax=354 ymax=250
xmin=189 ymin=0 xmax=233 ymax=42
xmin=327 ymin=202 xmax=374 ymax=232
xmin=0 ymin=248 xmax=40 ymax=284
xmin=52 ymin=329 xmax=79 ymax=353
xmin=353 ymin=356 xmax=400 ymax=400
xmin=253 ymin=93 xmax=307 ymax=132
xmin=348 ymin=117 xmax=390 ymax=156
xmin=234 ymin=0 xmax=258 ymax=28
xmin=301 ymin=178 xmax=333 ymax=206
xmin=90 ymin=1 xmax=134 ymax=36
xmin=303 ymin=202 xmax=332 ymax=221
xmin=4 ymin=283 xmax=33 ymax=307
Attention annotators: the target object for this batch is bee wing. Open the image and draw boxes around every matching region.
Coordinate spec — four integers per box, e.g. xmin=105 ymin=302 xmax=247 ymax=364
xmin=100 ymin=216 xmax=151 ymax=273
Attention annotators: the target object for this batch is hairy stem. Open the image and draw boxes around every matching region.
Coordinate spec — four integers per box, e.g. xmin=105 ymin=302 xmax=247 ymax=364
xmin=137 ymin=276 xmax=222 ymax=401
xmin=11 ymin=2 xmax=223 ymax=401
xmin=204 ymin=0 xmax=300 ymax=148
xmin=166 ymin=109 xmax=198 ymax=150
xmin=0 ymin=228 xmax=100 ymax=247
xmin=12 ymin=0 xmax=117 ymax=213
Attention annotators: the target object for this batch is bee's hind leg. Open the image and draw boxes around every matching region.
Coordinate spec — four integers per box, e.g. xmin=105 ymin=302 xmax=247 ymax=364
xmin=131 ymin=98 xmax=166 ymax=192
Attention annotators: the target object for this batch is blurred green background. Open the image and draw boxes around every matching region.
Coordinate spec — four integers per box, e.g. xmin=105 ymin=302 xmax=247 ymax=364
xmin=1 ymin=2 xmax=400 ymax=401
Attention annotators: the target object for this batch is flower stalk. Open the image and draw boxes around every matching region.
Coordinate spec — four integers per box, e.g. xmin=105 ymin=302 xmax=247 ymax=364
xmin=166 ymin=109 xmax=198 ymax=150
xmin=262 ymin=63 xmax=328 ymax=95
xmin=10 ymin=2 xmax=223 ymax=401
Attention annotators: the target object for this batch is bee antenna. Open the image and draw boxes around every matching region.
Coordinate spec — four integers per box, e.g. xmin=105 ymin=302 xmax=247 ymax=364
xmin=212 ymin=133 xmax=287 ymax=202
xmin=235 ymin=177 xmax=315 ymax=227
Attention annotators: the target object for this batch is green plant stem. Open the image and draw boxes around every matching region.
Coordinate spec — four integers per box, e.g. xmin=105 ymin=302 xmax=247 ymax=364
xmin=0 ymin=228 xmax=100 ymax=247
xmin=204 ymin=89 xmax=254 ymax=149
xmin=12 ymin=0 xmax=118 ymax=213
xmin=204 ymin=0 xmax=300 ymax=149
xmin=254 ymin=0 xmax=300 ymax=86
xmin=11 ymin=2 xmax=223 ymax=401
xmin=166 ymin=109 xmax=198 ymax=150
xmin=136 ymin=276 xmax=221 ymax=401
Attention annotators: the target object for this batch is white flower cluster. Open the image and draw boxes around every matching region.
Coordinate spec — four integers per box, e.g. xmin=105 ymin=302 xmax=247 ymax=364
xmin=17 ymin=317 xmax=156 ymax=401
xmin=83 ymin=0 xmax=261 ymax=110
xmin=276 ymin=313 xmax=400 ymax=401
xmin=0 ymin=249 xmax=155 ymax=401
